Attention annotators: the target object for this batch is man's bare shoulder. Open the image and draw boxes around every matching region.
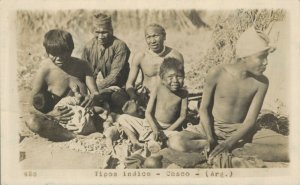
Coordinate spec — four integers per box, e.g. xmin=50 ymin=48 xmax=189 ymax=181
xmin=131 ymin=51 xmax=146 ymax=65
xmin=167 ymin=47 xmax=183 ymax=62
xmin=39 ymin=58 xmax=53 ymax=70
xmin=206 ymin=64 xmax=226 ymax=80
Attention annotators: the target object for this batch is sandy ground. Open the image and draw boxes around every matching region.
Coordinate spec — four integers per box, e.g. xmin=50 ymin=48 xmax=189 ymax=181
xmin=16 ymin=12 xmax=290 ymax=169
xmin=19 ymin=119 xmax=289 ymax=169
xmin=20 ymin=136 xmax=105 ymax=169
xmin=19 ymin=134 xmax=288 ymax=169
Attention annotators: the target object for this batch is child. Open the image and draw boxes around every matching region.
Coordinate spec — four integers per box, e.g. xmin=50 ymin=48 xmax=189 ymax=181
xmin=119 ymin=58 xmax=188 ymax=150
xmin=27 ymin=29 xmax=105 ymax=140
xmin=168 ymin=27 xmax=288 ymax=162
xmin=32 ymin=84 xmax=112 ymax=135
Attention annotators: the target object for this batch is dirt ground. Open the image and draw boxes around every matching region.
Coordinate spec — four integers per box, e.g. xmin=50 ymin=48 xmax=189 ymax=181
xmin=19 ymin=104 xmax=289 ymax=169
xmin=17 ymin=10 xmax=289 ymax=169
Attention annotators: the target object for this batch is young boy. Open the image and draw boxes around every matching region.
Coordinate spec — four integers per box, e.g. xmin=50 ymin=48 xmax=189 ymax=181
xmin=27 ymin=29 xmax=106 ymax=140
xmin=168 ymin=27 xmax=288 ymax=162
xmin=119 ymin=58 xmax=188 ymax=150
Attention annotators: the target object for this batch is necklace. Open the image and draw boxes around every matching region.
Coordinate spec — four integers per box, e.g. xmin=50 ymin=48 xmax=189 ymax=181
xmin=148 ymin=46 xmax=166 ymax=57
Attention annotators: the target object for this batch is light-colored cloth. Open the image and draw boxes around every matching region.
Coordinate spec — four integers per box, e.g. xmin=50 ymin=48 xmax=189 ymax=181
xmin=185 ymin=120 xmax=288 ymax=163
xmin=236 ymin=26 xmax=276 ymax=58
xmin=213 ymin=120 xmax=242 ymax=140
xmin=118 ymin=114 xmax=178 ymax=142
xmin=251 ymin=128 xmax=288 ymax=145
xmin=184 ymin=123 xmax=207 ymax=137
xmin=185 ymin=119 xmax=246 ymax=140
xmin=210 ymin=152 xmax=266 ymax=168
xmin=184 ymin=119 xmax=287 ymax=144
xmin=55 ymin=97 xmax=97 ymax=135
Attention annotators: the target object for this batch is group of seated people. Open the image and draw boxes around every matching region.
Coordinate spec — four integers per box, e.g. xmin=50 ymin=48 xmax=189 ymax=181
xmin=26 ymin=13 xmax=288 ymax=165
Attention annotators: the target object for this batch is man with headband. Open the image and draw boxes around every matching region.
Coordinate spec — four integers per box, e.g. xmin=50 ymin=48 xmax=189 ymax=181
xmin=125 ymin=24 xmax=184 ymax=109
xmin=82 ymin=13 xmax=130 ymax=112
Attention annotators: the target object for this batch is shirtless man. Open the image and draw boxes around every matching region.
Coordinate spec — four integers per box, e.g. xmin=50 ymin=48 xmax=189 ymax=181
xmin=119 ymin=58 xmax=187 ymax=149
xmin=168 ymin=27 xmax=288 ymax=162
xmin=126 ymin=24 xmax=184 ymax=107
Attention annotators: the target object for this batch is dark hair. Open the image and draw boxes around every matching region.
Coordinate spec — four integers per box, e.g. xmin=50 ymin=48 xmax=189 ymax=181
xmin=145 ymin=23 xmax=166 ymax=37
xmin=159 ymin=58 xmax=184 ymax=78
xmin=33 ymin=92 xmax=55 ymax=114
xmin=43 ymin=29 xmax=74 ymax=57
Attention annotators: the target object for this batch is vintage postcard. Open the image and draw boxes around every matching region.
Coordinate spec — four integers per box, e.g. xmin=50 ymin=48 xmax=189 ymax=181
xmin=1 ymin=0 xmax=300 ymax=184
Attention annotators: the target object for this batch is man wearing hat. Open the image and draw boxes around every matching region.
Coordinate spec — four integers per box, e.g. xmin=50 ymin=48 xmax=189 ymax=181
xmin=125 ymin=24 xmax=184 ymax=109
xmin=82 ymin=13 xmax=130 ymax=112
xmin=168 ymin=27 xmax=288 ymax=163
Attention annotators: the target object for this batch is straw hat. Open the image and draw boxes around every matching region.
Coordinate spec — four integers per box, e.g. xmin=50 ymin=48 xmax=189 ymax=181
xmin=236 ymin=27 xmax=276 ymax=58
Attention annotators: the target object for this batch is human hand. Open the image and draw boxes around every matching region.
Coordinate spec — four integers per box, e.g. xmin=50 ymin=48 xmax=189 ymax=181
xmin=126 ymin=87 xmax=138 ymax=101
xmin=152 ymin=130 xmax=162 ymax=141
xmin=122 ymin=99 xmax=139 ymax=115
xmin=48 ymin=106 xmax=74 ymax=124
xmin=80 ymin=93 xmax=98 ymax=109
xmin=65 ymin=123 xmax=80 ymax=133
xmin=107 ymin=86 xmax=121 ymax=92
xmin=209 ymin=141 xmax=232 ymax=160
xmin=99 ymin=110 xmax=109 ymax=120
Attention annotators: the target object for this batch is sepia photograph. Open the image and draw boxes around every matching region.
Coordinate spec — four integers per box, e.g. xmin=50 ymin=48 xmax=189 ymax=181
xmin=1 ymin=0 xmax=300 ymax=184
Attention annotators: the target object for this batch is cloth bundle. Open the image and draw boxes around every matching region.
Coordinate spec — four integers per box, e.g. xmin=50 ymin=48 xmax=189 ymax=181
xmin=55 ymin=97 xmax=97 ymax=135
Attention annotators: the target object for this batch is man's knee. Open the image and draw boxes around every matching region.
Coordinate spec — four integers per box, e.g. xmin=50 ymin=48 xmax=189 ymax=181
xmin=26 ymin=114 xmax=43 ymax=133
xmin=168 ymin=134 xmax=190 ymax=152
xmin=118 ymin=114 xmax=137 ymax=126
xmin=233 ymin=143 xmax=289 ymax=162
xmin=118 ymin=114 xmax=128 ymax=125
xmin=26 ymin=114 xmax=75 ymax=142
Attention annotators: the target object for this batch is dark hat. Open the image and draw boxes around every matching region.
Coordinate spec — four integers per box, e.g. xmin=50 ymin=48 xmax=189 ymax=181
xmin=93 ymin=13 xmax=113 ymax=32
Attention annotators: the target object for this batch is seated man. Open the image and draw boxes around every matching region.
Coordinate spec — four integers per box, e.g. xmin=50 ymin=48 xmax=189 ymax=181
xmin=125 ymin=24 xmax=184 ymax=109
xmin=119 ymin=58 xmax=188 ymax=150
xmin=168 ymin=27 xmax=288 ymax=162
xmin=82 ymin=13 xmax=131 ymax=113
